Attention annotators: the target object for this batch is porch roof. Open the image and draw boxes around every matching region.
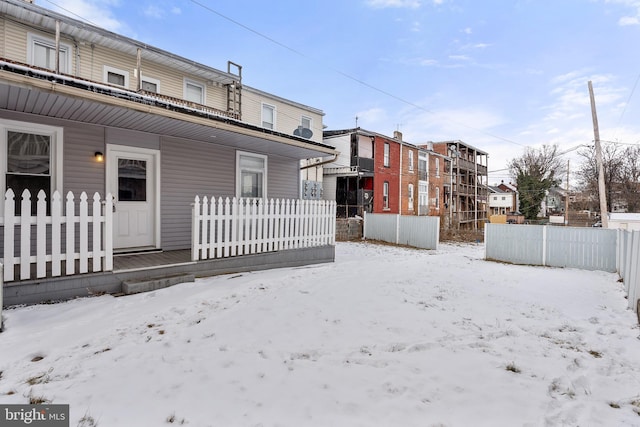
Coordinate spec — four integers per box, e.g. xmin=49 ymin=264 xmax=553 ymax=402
xmin=0 ymin=66 xmax=337 ymax=160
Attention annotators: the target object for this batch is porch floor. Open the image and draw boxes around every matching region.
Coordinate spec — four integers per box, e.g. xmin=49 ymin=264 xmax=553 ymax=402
xmin=113 ymin=249 xmax=194 ymax=272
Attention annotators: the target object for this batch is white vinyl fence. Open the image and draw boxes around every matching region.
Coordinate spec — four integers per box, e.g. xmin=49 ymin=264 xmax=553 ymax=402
xmin=0 ymin=189 xmax=113 ymax=282
xmin=485 ymin=224 xmax=617 ymax=272
xmin=363 ymin=213 xmax=440 ymax=250
xmin=192 ymin=196 xmax=336 ymax=261
xmin=617 ymin=230 xmax=640 ymax=314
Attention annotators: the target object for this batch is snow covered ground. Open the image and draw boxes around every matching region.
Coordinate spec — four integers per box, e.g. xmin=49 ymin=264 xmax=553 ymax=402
xmin=1 ymin=241 xmax=640 ymax=426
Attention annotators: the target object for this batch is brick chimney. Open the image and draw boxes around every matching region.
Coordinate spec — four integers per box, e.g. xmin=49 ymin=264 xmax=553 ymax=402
xmin=394 ymin=130 xmax=403 ymax=141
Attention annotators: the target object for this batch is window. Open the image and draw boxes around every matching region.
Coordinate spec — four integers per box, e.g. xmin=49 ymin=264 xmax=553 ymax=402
xmin=0 ymin=119 xmax=63 ymax=214
xmin=262 ymin=104 xmax=275 ymax=130
xmin=301 ymin=116 xmax=312 ymax=130
xmin=435 ymin=187 xmax=440 ymax=209
xmin=184 ymin=79 xmax=205 ymax=104
xmin=237 ymin=151 xmax=267 ymax=198
xmin=103 ymin=66 xmax=129 ymax=88
xmin=141 ymin=76 xmax=161 ymax=93
xmin=28 ymin=33 xmax=71 ymax=73
xmin=502 ymin=196 xmax=506 ymax=201
xmin=408 ymin=183 xmax=414 ymax=211
xmin=435 ymin=158 xmax=440 ymax=178
xmin=383 ymin=143 xmax=390 ymax=167
xmin=408 ymin=151 xmax=414 ymax=171
xmin=383 ymin=181 xmax=389 ymax=210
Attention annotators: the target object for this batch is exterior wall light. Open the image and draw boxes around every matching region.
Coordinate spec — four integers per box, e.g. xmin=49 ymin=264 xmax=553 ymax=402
xmin=95 ymin=151 xmax=104 ymax=162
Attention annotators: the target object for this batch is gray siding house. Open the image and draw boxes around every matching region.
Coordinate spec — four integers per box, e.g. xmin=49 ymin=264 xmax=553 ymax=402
xmin=0 ymin=0 xmax=337 ymax=306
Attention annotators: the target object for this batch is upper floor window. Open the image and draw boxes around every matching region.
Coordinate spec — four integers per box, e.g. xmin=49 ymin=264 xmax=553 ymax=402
xmin=141 ymin=76 xmax=161 ymax=93
xmin=408 ymin=151 xmax=414 ymax=171
xmin=0 ymin=119 xmax=63 ymax=214
xmin=301 ymin=116 xmax=312 ymax=130
xmin=435 ymin=187 xmax=440 ymax=209
xmin=237 ymin=151 xmax=267 ymax=198
xmin=383 ymin=143 xmax=390 ymax=167
xmin=184 ymin=79 xmax=205 ymax=104
xmin=262 ymin=104 xmax=276 ymax=130
xmin=435 ymin=158 xmax=440 ymax=177
xmin=103 ymin=66 xmax=129 ymax=88
xmin=28 ymin=33 xmax=71 ymax=73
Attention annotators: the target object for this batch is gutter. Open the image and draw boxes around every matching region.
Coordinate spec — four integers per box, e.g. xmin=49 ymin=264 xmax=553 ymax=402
xmin=300 ymin=153 xmax=340 ymax=169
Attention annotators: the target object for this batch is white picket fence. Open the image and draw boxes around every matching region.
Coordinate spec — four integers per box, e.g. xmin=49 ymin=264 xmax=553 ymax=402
xmin=0 ymin=189 xmax=113 ymax=282
xmin=192 ymin=196 xmax=336 ymax=261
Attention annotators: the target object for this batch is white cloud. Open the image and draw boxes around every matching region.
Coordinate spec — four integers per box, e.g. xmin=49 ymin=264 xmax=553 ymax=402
xmin=605 ymin=0 xmax=640 ymax=25
xmin=143 ymin=5 xmax=164 ymax=19
xmin=462 ymin=27 xmax=472 ymax=34
xmin=364 ymin=0 xmax=421 ymax=8
xmin=171 ymin=7 xmax=182 ymax=15
xmin=619 ymin=15 xmax=640 ymax=25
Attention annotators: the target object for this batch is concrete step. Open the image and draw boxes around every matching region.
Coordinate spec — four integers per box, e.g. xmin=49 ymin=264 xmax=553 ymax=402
xmin=122 ymin=273 xmax=195 ymax=295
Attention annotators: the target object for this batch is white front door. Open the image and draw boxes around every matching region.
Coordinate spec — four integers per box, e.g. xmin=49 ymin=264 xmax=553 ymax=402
xmin=106 ymin=145 xmax=159 ymax=251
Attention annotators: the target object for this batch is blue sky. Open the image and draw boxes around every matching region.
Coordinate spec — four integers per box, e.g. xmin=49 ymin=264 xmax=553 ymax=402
xmin=37 ymin=0 xmax=640 ymax=184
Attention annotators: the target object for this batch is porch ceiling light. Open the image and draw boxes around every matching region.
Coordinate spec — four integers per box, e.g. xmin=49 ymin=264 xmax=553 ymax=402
xmin=95 ymin=151 xmax=104 ymax=162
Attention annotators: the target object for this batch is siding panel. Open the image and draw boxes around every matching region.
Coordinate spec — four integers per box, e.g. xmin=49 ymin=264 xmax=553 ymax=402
xmin=160 ymin=137 xmax=235 ymax=251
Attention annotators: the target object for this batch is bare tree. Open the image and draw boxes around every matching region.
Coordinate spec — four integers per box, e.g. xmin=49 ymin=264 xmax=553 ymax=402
xmin=576 ymin=143 xmax=624 ymax=212
xmin=509 ymin=144 xmax=564 ymax=219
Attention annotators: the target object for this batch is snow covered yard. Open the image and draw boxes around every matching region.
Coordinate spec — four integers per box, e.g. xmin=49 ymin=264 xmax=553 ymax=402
xmin=1 ymin=241 xmax=640 ymax=426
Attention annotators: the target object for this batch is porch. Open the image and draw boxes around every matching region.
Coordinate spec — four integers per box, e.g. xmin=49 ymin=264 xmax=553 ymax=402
xmin=1 ymin=190 xmax=336 ymax=306
xmin=2 ymin=244 xmax=335 ymax=306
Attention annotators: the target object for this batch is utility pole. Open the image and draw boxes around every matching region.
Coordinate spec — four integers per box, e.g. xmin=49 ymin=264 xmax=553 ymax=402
xmin=565 ymin=159 xmax=570 ymax=225
xmin=588 ymin=81 xmax=608 ymax=228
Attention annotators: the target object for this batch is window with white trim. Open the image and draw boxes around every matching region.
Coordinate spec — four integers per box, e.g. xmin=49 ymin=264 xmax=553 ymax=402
xmin=383 ymin=181 xmax=389 ymax=210
xmin=435 ymin=158 xmax=440 ymax=178
xmin=184 ymin=79 xmax=205 ymax=104
xmin=103 ymin=66 xmax=129 ymax=88
xmin=301 ymin=116 xmax=312 ymax=130
xmin=0 ymin=119 xmax=63 ymax=214
xmin=262 ymin=104 xmax=276 ymax=130
xmin=141 ymin=76 xmax=161 ymax=93
xmin=408 ymin=183 xmax=414 ymax=211
xmin=435 ymin=187 xmax=440 ymax=209
xmin=408 ymin=151 xmax=414 ymax=171
xmin=28 ymin=33 xmax=71 ymax=73
xmin=383 ymin=143 xmax=390 ymax=167
xmin=237 ymin=151 xmax=267 ymax=198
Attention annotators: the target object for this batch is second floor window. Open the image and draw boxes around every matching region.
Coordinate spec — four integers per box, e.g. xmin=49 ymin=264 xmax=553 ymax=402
xmin=28 ymin=34 xmax=71 ymax=73
xmin=408 ymin=151 xmax=414 ymax=171
xmin=103 ymin=66 xmax=129 ymax=88
xmin=435 ymin=187 xmax=440 ymax=209
xmin=262 ymin=104 xmax=275 ymax=129
xmin=384 ymin=143 xmax=390 ymax=167
xmin=184 ymin=79 xmax=205 ymax=104
xmin=435 ymin=158 xmax=440 ymax=177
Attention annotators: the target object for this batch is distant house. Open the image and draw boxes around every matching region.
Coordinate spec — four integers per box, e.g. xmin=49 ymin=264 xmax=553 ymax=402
xmin=488 ymin=182 xmax=518 ymax=216
xmin=0 ymin=0 xmax=338 ymax=305
xmin=430 ymin=140 xmax=488 ymax=229
xmin=322 ymin=128 xmax=450 ymax=220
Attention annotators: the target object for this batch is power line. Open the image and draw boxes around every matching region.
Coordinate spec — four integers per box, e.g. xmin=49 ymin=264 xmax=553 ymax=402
xmin=185 ymin=0 xmax=526 ymax=148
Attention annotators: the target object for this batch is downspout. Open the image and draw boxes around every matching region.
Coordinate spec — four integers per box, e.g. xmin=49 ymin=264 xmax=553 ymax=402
xmin=55 ymin=20 xmax=60 ymax=74
xmin=399 ymin=142 xmax=403 ymax=215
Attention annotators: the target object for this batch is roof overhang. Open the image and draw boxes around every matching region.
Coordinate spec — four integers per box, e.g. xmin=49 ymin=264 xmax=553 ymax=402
xmin=0 ymin=0 xmax=238 ymax=85
xmin=0 ymin=69 xmax=337 ymax=159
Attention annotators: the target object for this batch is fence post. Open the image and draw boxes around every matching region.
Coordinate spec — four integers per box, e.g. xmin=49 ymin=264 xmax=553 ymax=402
xmin=191 ymin=196 xmax=200 ymax=261
xmin=542 ymin=225 xmax=547 ymax=267
xmin=105 ymin=193 xmax=113 ymax=271
xmin=92 ymin=193 xmax=102 ymax=273
xmin=4 ymin=190 xmax=15 ymax=282
xmin=51 ymin=191 xmax=62 ymax=276
xmin=395 ymin=214 xmax=400 ymax=244
xmin=20 ymin=189 xmax=31 ymax=280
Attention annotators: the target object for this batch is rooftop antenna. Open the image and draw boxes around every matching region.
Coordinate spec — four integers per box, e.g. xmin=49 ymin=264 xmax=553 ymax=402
xmin=355 ymin=115 xmax=359 ymax=128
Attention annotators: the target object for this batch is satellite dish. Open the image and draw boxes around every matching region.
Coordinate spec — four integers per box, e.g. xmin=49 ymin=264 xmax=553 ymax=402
xmin=294 ymin=126 xmax=313 ymax=139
